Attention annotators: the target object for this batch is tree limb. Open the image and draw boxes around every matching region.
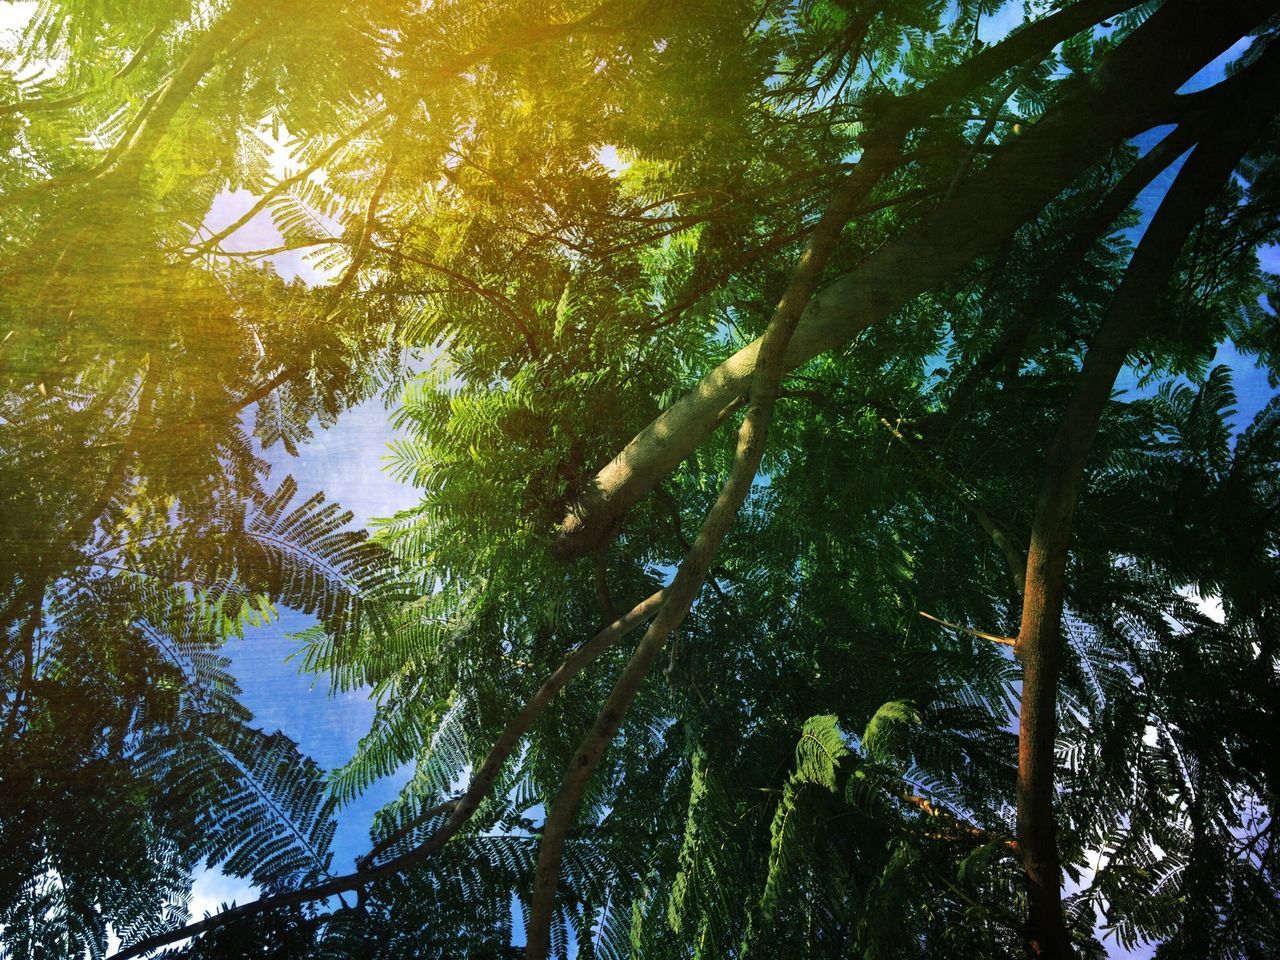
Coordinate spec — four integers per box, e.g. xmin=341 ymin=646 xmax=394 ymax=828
xmin=902 ymin=792 xmax=1019 ymax=852
xmin=918 ymin=610 xmax=1017 ymax=648
xmin=525 ymin=147 xmax=891 ymax=960
xmin=943 ymin=60 xmax=1036 ymax=200
xmin=329 ymin=132 xmax=402 ymax=297
xmin=2 ymin=586 xmax=44 ymax=737
xmin=97 ymin=0 xmax=274 ymax=185
xmin=369 ymin=244 xmax=542 ymax=357
xmin=186 ymin=108 xmax=393 ymax=259
xmin=1013 ymin=43 xmax=1280 ymax=958
xmin=552 ymin=0 xmax=1272 ymax=562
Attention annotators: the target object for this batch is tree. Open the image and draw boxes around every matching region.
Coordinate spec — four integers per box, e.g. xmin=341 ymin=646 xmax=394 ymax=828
xmin=2 ymin=1 xmax=1278 ymax=958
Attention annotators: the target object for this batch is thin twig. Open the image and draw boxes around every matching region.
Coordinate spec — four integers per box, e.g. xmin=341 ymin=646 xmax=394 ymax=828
xmin=918 ymin=609 xmax=1017 ymax=647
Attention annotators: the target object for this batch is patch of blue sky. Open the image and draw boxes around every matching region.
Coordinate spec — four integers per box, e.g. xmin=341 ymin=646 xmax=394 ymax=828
xmin=178 ymin=397 xmax=423 ymax=925
xmin=176 ymin=186 xmax=423 ymax=915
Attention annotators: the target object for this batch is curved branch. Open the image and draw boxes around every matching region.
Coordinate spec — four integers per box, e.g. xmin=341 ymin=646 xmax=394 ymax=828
xmin=107 ymin=588 xmax=665 ymax=960
xmin=940 ymin=110 xmax=1211 ymax=420
xmin=525 ymin=151 xmax=889 ymax=960
xmin=887 ymin=0 xmax=1140 ymax=134
xmin=1014 ymin=44 xmax=1280 ymax=957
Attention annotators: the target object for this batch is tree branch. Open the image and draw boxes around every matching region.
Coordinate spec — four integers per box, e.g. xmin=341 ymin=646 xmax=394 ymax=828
xmin=96 ymin=0 xmax=273 ymax=185
xmin=108 ymin=588 xmax=666 ymax=959
xmin=1013 ymin=43 xmax=1280 ymax=957
xmin=186 ymin=107 xmax=393 ymax=258
xmin=525 ymin=151 xmax=890 ymax=960
xmin=2 ymin=586 xmax=44 ymax=737
xmin=902 ymin=791 xmax=1019 ymax=852
xmin=329 ymin=133 xmax=402 ymax=297
xmin=553 ymin=0 xmax=1267 ymax=561
xmin=918 ymin=610 xmax=1017 ymax=648
xmin=942 ymin=61 xmax=1036 ymax=200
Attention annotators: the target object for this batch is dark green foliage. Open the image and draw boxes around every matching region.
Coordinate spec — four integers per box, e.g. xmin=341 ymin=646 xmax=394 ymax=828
xmin=0 ymin=471 xmax=392 ymax=955
xmin=3 ymin=1 xmax=1280 ymax=958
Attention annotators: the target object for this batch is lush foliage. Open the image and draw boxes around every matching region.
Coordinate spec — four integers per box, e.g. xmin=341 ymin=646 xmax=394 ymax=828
xmin=2 ymin=1 xmax=1279 ymax=958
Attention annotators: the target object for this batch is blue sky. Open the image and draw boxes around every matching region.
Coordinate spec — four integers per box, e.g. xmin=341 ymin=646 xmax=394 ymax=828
xmin=187 ymin=192 xmax=425 ymax=912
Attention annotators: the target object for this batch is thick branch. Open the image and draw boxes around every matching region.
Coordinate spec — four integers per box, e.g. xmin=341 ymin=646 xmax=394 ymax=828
xmin=554 ymin=0 xmax=1274 ymax=561
xmin=1013 ymin=45 xmax=1280 ymax=958
xmin=887 ymin=0 xmax=1141 ymax=134
xmin=354 ymin=799 xmax=458 ymax=872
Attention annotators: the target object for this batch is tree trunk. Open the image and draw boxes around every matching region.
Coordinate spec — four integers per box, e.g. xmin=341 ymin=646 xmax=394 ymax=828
xmin=1013 ymin=45 xmax=1280 ymax=956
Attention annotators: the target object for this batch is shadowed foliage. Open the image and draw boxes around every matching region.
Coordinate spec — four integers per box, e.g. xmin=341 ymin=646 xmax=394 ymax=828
xmin=2 ymin=1 xmax=1279 ymax=958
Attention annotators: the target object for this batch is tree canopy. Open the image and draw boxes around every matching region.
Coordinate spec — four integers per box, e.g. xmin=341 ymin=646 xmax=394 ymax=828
xmin=2 ymin=1 xmax=1279 ymax=958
